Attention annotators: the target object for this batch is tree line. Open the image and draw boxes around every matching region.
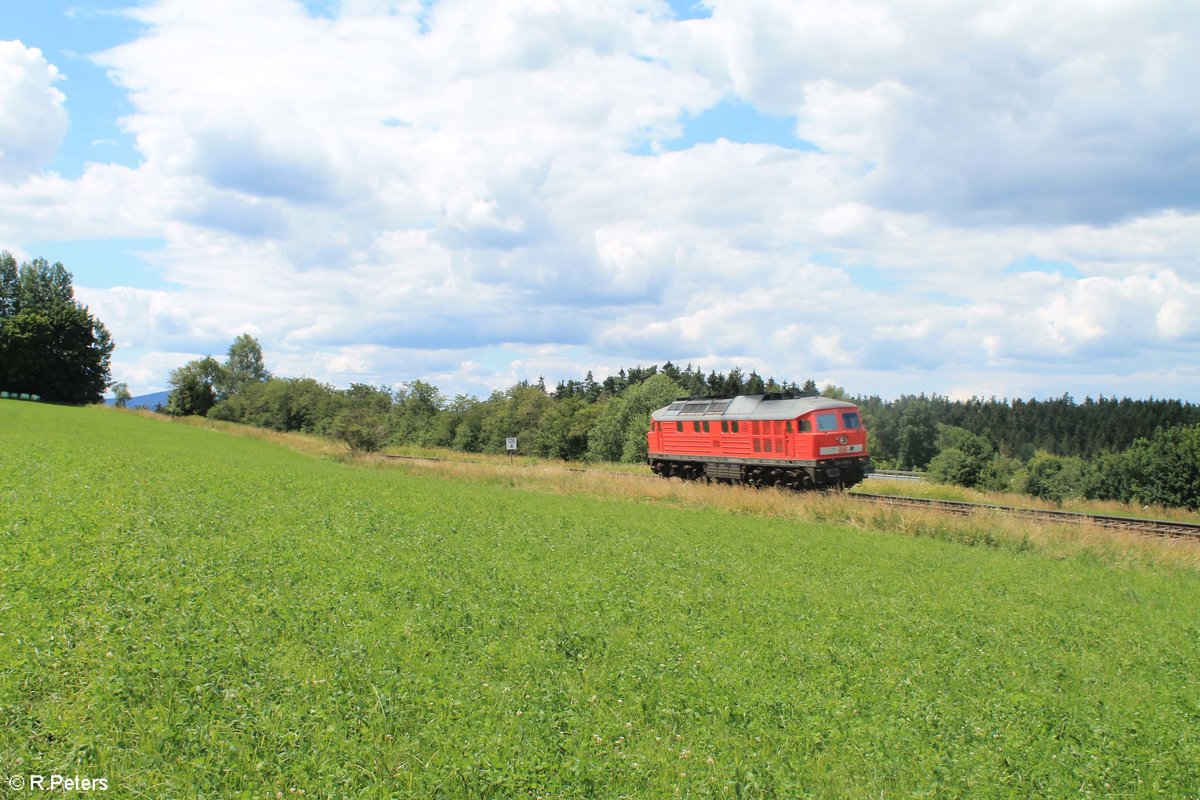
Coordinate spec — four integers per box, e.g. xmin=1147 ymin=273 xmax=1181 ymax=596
xmin=165 ymin=338 xmax=1200 ymax=510
xmin=4 ymin=252 xmax=1190 ymax=509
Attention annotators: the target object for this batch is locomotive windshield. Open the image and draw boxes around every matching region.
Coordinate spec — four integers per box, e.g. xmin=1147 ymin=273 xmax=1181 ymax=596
xmin=842 ymin=412 xmax=861 ymax=429
xmin=816 ymin=413 xmax=839 ymax=431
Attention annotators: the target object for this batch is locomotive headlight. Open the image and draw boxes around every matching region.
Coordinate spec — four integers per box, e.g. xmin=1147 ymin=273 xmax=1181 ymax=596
xmin=836 ymin=435 xmax=848 ymax=445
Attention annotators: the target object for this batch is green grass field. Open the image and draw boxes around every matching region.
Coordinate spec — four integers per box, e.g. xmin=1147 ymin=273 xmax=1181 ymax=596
xmin=2 ymin=402 xmax=1199 ymax=798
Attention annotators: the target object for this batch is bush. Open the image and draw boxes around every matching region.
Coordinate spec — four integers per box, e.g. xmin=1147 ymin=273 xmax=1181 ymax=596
xmin=330 ymin=406 xmax=390 ymax=454
xmin=1018 ymin=451 xmax=1089 ymax=503
xmin=1088 ymin=424 xmax=1200 ymax=510
xmin=926 ymin=426 xmax=993 ymax=488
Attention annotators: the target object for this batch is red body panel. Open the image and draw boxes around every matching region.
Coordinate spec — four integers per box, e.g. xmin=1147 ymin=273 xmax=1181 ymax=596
xmin=648 ymin=409 xmax=868 ymax=463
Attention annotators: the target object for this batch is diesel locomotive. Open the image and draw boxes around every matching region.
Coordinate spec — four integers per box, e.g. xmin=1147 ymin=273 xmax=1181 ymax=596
xmin=647 ymin=393 xmax=871 ymax=490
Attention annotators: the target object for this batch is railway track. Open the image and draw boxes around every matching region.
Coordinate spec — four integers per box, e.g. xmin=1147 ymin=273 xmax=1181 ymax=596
xmin=852 ymin=492 xmax=1200 ymax=540
xmin=380 ymin=453 xmax=1200 ymax=540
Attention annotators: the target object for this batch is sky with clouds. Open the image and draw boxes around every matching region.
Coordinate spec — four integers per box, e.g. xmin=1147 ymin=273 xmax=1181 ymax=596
xmin=2 ymin=0 xmax=1198 ymax=401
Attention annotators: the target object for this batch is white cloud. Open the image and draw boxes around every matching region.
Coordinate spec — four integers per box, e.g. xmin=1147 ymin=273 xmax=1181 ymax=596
xmin=0 ymin=41 xmax=68 ymax=180
xmin=4 ymin=0 xmax=1200 ymax=401
xmin=702 ymin=0 xmax=1200 ymax=224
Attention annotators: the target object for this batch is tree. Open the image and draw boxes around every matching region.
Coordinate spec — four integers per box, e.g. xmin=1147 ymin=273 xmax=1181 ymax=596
xmin=477 ymin=382 xmax=553 ymax=454
xmin=894 ymin=400 xmax=938 ymax=469
xmin=0 ymin=252 xmax=114 ymax=404
xmin=926 ymin=426 xmax=993 ymax=488
xmin=165 ymin=356 xmax=225 ymax=416
xmin=821 ymin=384 xmax=850 ymax=400
xmin=330 ymin=404 xmax=390 ymax=454
xmin=210 ymin=376 xmax=340 ymax=432
xmin=1090 ymin=424 xmax=1200 ymax=510
xmin=391 ymin=380 xmax=444 ymax=445
xmin=112 ymin=382 xmax=132 ymax=408
xmin=586 ymin=396 xmax=628 ymax=462
xmin=1019 ymin=451 xmax=1088 ymax=503
xmin=587 ymin=373 xmax=682 ymax=464
xmin=220 ymin=333 xmax=269 ymax=397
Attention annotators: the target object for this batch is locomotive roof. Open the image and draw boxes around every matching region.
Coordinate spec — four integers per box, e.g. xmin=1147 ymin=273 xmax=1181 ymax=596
xmin=650 ymin=394 xmax=858 ymax=422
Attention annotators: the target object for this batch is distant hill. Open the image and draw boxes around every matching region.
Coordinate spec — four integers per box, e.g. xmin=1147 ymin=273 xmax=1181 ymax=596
xmin=107 ymin=390 xmax=171 ymax=411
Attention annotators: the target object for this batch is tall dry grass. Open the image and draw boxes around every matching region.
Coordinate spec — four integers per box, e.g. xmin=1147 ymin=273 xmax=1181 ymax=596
xmin=368 ymin=454 xmax=1200 ymax=573
xmin=115 ymin=406 xmax=1200 ymax=571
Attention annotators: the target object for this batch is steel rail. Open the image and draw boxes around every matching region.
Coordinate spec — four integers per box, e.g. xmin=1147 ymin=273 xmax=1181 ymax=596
xmin=851 ymin=493 xmax=1200 ymax=540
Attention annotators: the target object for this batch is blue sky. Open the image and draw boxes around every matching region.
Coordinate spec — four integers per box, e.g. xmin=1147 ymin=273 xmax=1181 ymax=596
xmin=2 ymin=0 xmax=1198 ymax=401
xmin=6 ymin=1 xmax=142 ymax=175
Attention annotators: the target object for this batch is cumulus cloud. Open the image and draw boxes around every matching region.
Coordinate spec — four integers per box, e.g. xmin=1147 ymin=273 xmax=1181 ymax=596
xmin=703 ymin=0 xmax=1200 ymax=225
xmin=0 ymin=40 xmax=68 ymax=180
xmin=4 ymin=0 xmax=1200 ymax=400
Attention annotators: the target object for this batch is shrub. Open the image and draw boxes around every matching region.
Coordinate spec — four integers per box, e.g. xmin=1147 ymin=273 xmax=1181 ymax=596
xmin=329 ymin=406 xmax=390 ymax=454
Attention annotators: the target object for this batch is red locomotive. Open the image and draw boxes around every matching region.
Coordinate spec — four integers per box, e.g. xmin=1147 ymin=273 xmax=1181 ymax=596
xmin=647 ymin=393 xmax=871 ymax=490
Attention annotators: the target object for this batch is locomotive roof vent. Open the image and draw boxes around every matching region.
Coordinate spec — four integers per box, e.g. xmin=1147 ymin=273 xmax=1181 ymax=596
xmin=762 ymin=391 xmax=819 ymax=400
xmin=653 ymin=391 xmax=857 ymax=421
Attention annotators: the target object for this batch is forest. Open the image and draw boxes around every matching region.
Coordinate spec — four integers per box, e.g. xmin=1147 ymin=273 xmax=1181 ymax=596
xmin=165 ymin=337 xmax=1200 ymax=510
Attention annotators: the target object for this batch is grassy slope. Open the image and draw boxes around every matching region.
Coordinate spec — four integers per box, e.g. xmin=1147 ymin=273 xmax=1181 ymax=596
xmin=2 ymin=402 xmax=1198 ymax=798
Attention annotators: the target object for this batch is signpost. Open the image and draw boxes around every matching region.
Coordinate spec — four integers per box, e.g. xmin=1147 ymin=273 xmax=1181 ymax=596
xmin=506 ymin=437 xmax=517 ymax=464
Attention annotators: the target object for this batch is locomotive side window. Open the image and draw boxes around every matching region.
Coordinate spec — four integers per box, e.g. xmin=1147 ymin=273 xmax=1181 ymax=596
xmin=702 ymin=421 xmax=710 ymax=433
xmin=693 ymin=421 xmax=700 ymax=432
xmin=731 ymin=421 xmax=739 ymax=433
xmin=676 ymin=422 xmax=683 ymax=432
xmin=786 ymin=421 xmax=793 ymax=433
xmin=816 ymin=413 xmax=838 ymax=431
xmin=800 ymin=419 xmax=811 ymax=432
xmin=721 ymin=421 xmax=728 ymax=433
xmin=842 ymin=412 xmax=861 ymax=429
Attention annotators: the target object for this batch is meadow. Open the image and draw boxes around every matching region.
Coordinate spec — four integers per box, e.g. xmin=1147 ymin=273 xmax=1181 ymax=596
xmin=2 ymin=401 xmax=1199 ymax=798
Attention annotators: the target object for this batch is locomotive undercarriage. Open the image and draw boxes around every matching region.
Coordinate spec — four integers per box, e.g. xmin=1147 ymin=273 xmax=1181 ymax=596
xmin=649 ymin=456 xmax=870 ymax=491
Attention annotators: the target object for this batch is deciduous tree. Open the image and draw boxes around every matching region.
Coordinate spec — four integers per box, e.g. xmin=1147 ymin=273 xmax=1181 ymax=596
xmin=220 ymin=333 xmax=269 ymax=397
xmin=0 ymin=252 xmax=113 ymax=404
xmin=166 ymin=356 xmax=225 ymax=416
